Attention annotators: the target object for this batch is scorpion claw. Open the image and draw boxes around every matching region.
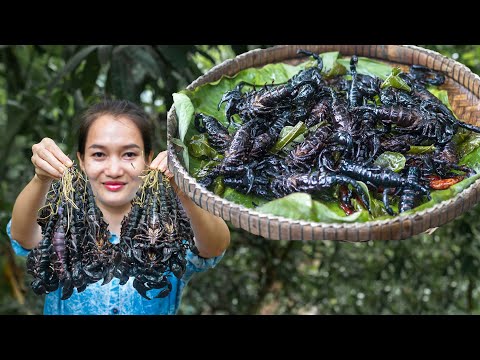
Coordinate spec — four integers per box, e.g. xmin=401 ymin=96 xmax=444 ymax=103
xmin=133 ymin=278 xmax=151 ymax=300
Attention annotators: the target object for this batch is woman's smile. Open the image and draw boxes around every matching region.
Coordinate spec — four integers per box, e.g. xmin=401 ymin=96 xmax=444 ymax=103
xmin=103 ymin=181 xmax=126 ymax=192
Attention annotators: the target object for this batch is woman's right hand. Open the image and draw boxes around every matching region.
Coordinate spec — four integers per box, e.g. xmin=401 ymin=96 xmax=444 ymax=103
xmin=31 ymin=138 xmax=73 ymax=182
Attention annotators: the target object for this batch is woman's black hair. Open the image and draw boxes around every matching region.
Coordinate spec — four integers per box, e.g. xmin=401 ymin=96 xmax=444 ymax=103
xmin=77 ymin=99 xmax=154 ymax=158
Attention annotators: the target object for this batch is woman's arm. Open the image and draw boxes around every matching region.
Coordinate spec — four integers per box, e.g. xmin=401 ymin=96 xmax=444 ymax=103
xmin=11 ymin=175 xmax=53 ymax=249
xmin=10 ymin=138 xmax=73 ymax=249
xmin=151 ymin=151 xmax=230 ymax=258
xmin=173 ymin=185 xmax=231 ymax=258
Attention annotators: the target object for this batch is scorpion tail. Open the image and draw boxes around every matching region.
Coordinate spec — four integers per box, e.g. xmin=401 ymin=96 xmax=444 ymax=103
xmin=297 ymin=49 xmax=323 ymax=72
xmin=456 ymin=120 xmax=480 ymax=134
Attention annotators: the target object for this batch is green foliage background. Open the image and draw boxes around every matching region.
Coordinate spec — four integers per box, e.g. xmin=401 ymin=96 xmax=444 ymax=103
xmin=1 ymin=45 xmax=480 ymax=314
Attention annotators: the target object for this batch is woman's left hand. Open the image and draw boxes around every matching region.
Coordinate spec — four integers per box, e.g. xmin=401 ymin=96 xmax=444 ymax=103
xmin=150 ymin=150 xmax=173 ymax=178
xmin=150 ymin=150 xmax=188 ymax=200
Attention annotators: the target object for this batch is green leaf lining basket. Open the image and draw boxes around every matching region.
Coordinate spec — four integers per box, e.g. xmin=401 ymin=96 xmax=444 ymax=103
xmin=167 ymin=45 xmax=480 ymax=241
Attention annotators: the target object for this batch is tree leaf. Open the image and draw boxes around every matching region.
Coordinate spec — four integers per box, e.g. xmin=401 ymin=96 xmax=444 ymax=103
xmin=337 ymin=57 xmax=393 ymax=79
xmin=75 ymin=50 xmax=101 ymax=98
xmin=374 ymin=151 xmax=406 ymax=172
xmin=380 ymin=67 xmax=411 ymax=92
xmin=107 ymin=48 xmax=136 ymax=101
xmin=455 ymin=131 xmax=480 ymax=158
xmin=427 ymin=86 xmax=455 ymax=112
xmin=223 ymin=187 xmax=268 ymax=209
xmin=312 ymin=200 xmax=370 ymax=223
xmin=47 ymin=45 xmax=99 ymax=94
xmin=156 ymin=45 xmax=196 ymax=73
xmin=187 ymin=133 xmax=218 ymax=159
xmin=173 ymin=92 xmax=194 ymax=143
xmin=256 ymin=193 xmax=369 ymax=223
xmin=124 ymin=46 xmax=162 ymax=79
xmin=270 ymin=121 xmax=307 ymax=153
xmin=460 ymin=144 xmax=480 ymax=172
xmin=257 ymin=193 xmax=313 ymax=220
xmin=97 ymin=45 xmax=113 ymax=65
xmin=407 ymin=145 xmax=436 ymax=155
xmin=318 ymin=51 xmax=347 ymax=79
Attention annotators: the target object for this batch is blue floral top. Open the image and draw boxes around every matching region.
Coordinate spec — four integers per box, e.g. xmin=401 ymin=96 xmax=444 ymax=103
xmin=6 ymin=219 xmax=223 ymax=315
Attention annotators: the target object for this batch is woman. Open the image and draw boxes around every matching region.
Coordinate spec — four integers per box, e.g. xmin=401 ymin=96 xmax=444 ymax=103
xmin=6 ymin=99 xmax=230 ymax=315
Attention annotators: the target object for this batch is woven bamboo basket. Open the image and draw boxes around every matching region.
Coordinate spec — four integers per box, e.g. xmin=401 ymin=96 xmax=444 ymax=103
xmin=167 ymin=45 xmax=480 ymax=241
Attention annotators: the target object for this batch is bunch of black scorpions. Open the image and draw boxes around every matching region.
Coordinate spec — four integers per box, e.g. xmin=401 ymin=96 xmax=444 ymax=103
xmin=194 ymin=49 xmax=480 ymax=216
xmin=27 ymin=168 xmax=196 ymax=300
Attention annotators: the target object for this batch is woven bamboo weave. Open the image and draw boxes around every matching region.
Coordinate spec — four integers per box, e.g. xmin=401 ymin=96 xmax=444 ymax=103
xmin=167 ymin=45 xmax=480 ymax=241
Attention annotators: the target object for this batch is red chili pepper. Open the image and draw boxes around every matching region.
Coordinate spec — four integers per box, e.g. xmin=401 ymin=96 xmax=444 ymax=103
xmin=355 ymin=194 xmax=368 ymax=211
xmin=429 ymin=176 xmax=464 ymax=190
xmin=340 ymin=202 xmax=355 ymax=215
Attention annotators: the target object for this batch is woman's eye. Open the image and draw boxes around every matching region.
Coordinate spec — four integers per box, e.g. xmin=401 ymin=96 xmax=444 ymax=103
xmin=92 ymin=152 xmax=104 ymax=158
xmin=124 ymin=152 xmax=137 ymax=158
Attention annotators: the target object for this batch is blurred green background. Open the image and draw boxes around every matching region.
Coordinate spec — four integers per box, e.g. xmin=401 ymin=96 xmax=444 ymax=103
xmin=1 ymin=45 xmax=480 ymax=315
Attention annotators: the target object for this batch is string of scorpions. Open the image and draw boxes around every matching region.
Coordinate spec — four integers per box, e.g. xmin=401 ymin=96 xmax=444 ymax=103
xmin=27 ymin=170 xmax=197 ymax=300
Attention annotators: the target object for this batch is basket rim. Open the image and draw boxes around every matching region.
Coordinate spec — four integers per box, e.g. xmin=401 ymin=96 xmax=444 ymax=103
xmin=167 ymin=45 xmax=480 ymax=240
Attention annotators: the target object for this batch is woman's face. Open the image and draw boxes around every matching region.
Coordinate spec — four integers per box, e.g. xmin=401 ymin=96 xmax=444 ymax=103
xmin=77 ymin=115 xmax=151 ymax=215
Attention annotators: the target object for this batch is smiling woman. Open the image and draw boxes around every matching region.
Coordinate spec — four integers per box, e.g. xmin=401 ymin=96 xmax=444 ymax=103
xmin=77 ymin=111 xmax=151 ymax=235
xmin=6 ymin=98 xmax=230 ymax=315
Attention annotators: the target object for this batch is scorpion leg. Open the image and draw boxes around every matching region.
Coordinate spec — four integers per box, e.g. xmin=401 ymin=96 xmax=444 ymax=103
xmin=327 ymin=174 xmax=372 ymax=213
xmin=409 ymin=65 xmax=445 ymax=86
xmin=61 ymin=275 xmax=74 ymax=300
xmin=83 ymin=264 xmax=104 ymax=282
xmin=243 ymin=160 xmax=258 ymax=194
xmin=194 ymin=113 xmax=207 ymax=133
xmin=382 ymin=188 xmax=395 ymax=216
xmin=362 ymin=134 xmax=381 ymax=166
xmin=448 ymin=163 xmax=476 ymax=177
xmin=45 ymin=274 xmax=60 ymax=292
xmin=318 ymin=149 xmax=336 ymax=172
xmin=347 ymin=181 xmax=370 ymax=213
